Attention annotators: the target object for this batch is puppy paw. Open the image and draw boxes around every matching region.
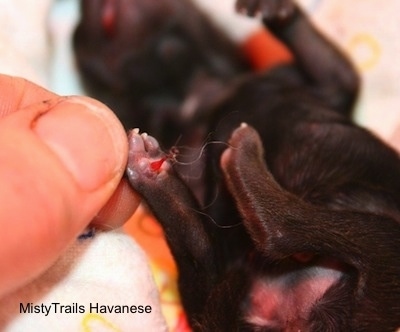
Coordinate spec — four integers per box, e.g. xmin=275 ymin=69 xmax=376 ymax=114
xmin=235 ymin=0 xmax=295 ymax=22
xmin=126 ymin=129 xmax=170 ymax=184
xmin=221 ymin=123 xmax=264 ymax=170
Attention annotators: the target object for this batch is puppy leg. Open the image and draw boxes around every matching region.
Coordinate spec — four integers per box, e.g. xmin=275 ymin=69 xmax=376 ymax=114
xmin=221 ymin=124 xmax=400 ymax=329
xmin=236 ymin=0 xmax=359 ymax=114
xmin=125 ymin=130 xmax=217 ymax=320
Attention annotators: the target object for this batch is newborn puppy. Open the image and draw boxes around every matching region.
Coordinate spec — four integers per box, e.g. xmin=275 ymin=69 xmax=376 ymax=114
xmin=123 ymin=1 xmax=400 ymax=331
xmin=73 ymin=0 xmax=250 ymax=147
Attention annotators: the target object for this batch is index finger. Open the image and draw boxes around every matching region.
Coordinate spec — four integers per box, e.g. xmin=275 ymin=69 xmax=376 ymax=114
xmin=0 ymin=74 xmax=58 ymax=118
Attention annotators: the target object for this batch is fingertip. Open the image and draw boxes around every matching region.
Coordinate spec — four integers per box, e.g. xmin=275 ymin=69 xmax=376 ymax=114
xmin=91 ymin=178 xmax=142 ymax=230
xmin=0 ymin=92 xmax=138 ymax=296
xmin=33 ymin=95 xmax=128 ymax=192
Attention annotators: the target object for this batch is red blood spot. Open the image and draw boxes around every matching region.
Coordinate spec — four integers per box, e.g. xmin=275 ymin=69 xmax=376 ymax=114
xmin=150 ymin=158 xmax=167 ymax=172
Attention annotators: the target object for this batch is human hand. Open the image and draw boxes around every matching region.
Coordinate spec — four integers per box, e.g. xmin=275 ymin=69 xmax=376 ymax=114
xmin=390 ymin=125 xmax=400 ymax=153
xmin=0 ymin=74 xmax=140 ymax=297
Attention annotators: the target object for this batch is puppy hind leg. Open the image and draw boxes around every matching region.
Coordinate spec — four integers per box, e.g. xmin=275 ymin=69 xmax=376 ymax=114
xmin=220 ymin=124 xmax=400 ymax=275
xmin=221 ymin=124 xmax=400 ymax=328
xmin=126 ymin=130 xmax=218 ymax=319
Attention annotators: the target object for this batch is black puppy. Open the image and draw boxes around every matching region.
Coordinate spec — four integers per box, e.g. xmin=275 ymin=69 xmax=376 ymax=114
xmin=73 ymin=0 xmax=250 ymax=148
xmin=76 ymin=0 xmax=400 ymax=331
xmin=125 ymin=2 xmax=400 ymax=332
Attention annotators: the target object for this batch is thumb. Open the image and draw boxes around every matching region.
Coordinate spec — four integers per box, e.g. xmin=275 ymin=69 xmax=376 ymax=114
xmin=0 ymin=96 xmax=128 ymax=296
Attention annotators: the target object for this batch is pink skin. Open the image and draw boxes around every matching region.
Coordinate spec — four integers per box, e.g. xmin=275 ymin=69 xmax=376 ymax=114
xmin=0 ymin=75 xmax=140 ymax=297
xmin=126 ymin=129 xmax=172 ymax=181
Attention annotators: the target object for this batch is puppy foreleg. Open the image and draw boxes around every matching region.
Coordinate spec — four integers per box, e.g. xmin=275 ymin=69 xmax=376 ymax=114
xmin=236 ymin=0 xmax=359 ymax=114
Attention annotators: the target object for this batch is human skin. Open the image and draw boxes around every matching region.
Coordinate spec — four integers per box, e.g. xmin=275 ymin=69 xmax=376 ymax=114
xmin=0 ymin=74 xmax=140 ymax=297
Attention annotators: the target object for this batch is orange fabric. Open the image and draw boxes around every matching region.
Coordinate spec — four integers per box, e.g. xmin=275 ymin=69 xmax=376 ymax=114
xmin=124 ymin=206 xmax=177 ymax=276
xmin=124 ymin=207 xmax=190 ymax=331
xmin=241 ymin=28 xmax=293 ymax=71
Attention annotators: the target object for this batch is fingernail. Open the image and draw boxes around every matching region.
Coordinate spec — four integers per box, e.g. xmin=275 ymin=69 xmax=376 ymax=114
xmin=33 ymin=96 xmax=127 ymax=191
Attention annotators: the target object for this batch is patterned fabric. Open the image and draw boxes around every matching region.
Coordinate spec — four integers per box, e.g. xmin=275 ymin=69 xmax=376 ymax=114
xmin=299 ymin=0 xmax=400 ymax=144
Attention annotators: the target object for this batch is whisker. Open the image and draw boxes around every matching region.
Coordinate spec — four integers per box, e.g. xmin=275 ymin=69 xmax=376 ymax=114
xmin=173 ymin=140 xmax=235 ymax=166
xmin=191 ymin=208 xmax=242 ymax=229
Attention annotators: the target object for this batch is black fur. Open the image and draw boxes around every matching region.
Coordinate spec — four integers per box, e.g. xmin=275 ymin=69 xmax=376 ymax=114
xmin=73 ymin=0 xmax=250 ymax=147
xmin=74 ymin=0 xmax=400 ymax=331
